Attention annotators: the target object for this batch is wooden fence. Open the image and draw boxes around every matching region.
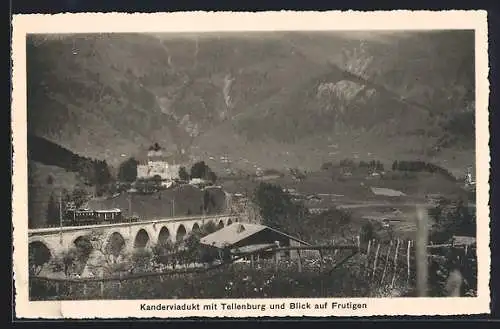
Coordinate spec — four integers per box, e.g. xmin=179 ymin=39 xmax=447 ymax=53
xmin=29 ymin=236 xmax=477 ymax=299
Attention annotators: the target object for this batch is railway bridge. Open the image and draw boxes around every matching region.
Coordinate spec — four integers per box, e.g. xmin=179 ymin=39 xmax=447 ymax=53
xmin=28 ymin=214 xmax=238 ymax=263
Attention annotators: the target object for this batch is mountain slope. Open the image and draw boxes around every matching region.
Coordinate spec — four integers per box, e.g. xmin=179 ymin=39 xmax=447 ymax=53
xmin=27 ymin=31 xmax=475 ymax=173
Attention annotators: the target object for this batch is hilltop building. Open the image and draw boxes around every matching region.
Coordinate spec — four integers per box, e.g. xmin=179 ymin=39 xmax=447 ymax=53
xmin=137 ymin=143 xmax=181 ymax=181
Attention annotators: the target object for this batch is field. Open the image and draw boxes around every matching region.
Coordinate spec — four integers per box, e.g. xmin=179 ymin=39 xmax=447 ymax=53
xmin=220 ymin=167 xmax=470 ymax=241
xmin=87 ymin=185 xmax=227 ymax=219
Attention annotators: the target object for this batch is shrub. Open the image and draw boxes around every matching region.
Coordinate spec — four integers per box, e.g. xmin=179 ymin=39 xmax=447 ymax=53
xmin=428 ymin=197 xmax=476 ymax=243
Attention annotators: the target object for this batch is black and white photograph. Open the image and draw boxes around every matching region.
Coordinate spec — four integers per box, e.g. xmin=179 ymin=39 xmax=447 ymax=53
xmin=12 ymin=11 xmax=490 ymax=318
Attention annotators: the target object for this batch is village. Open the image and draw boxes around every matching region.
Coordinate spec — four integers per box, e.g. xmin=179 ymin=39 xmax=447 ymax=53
xmin=28 ymin=140 xmax=477 ymax=300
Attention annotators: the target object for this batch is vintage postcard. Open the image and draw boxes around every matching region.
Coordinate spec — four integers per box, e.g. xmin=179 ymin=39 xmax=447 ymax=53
xmin=12 ymin=11 xmax=490 ymax=318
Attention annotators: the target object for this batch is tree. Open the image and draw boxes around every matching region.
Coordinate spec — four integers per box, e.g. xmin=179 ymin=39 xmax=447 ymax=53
xmin=46 ymin=193 xmax=60 ymax=226
xmin=152 ymin=240 xmax=180 ymax=270
xmin=71 ymin=187 xmax=87 ymax=209
xmin=207 ymin=170 xmax=217 ymax=183
xmin=118 ymin=157 xmax=138 ymax=182
xmin=62 ymin=247 xmax=81 ymax=277
xmin=200 ymin=221 xmax=217 ymax=236
xmin=289 ymin=168 xmax=306 ymax=181
xmin=190 ymin=161 xmax=217 ymax=183
xmin=149 ymin=142 xmax=162 ymax=151
xmin=183 ymin=232 xmax=203 ymax=264
xmin=178 ymin=166 xmax=190 ymax=181
xmin=130 ymin=249 xmax=154 ymax=273
xmin=252 ymin=182 xmax=307 ymax=238
xmin=429 ymin=198 xmax=476 ymax=243
xmin=78 ymin=231 xmax=131 ymax=277
xmin=29 ymin=243 xmax=51 ymax=276
xmin=152 ymin=175 xmax=162 ymax=185
xmin=203 ymin=190 xmax=216 ymax=214
xmin=190 ymin=161 xmax=207 ymax=179
xmin=359 ymin=222 xmax=375 ymax=245
xmin=46 ymin=174 xmax=54 ymax=185
xmin=94 ymin=160 xmax=112 ymax=187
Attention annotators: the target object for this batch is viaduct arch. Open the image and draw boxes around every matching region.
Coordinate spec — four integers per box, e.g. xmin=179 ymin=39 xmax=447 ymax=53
xmin=28 ymin=215 xmax=238 ymax=267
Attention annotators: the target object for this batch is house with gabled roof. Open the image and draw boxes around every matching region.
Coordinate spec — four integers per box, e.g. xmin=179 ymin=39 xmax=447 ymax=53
xmin=200 ymin=222 xmax=319 ymax=260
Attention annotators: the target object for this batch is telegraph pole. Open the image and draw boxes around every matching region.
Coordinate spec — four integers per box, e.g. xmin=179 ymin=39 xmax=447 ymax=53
xmin=128 ymin=193 xmax=132 ymax=220
xmin=172 ymin=197 xmax=175 ymax=217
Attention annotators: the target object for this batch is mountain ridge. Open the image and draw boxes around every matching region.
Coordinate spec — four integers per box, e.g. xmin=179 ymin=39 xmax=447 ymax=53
xmin=27 ymin=31 xmax=475 ymax=174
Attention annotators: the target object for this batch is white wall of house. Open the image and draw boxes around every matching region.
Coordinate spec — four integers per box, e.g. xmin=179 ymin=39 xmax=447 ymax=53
xmin=137 ymin=162 xmax=181 ymax=181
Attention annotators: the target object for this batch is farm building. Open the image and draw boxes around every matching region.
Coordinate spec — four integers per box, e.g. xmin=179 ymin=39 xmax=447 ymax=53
xmin=451 ymin=235 xmax=476 ymax=247
xmin=370 ymin=187 xmax=406 ymax=197
xmin=200 ymin=223 xmax=319 ymax=260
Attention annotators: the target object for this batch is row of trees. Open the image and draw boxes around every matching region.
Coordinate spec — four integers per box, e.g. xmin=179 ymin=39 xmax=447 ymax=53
xmin=391 ymin=160 xmax=456 ymax=181
xmin=117 ymin=158 xmax=217 ymax=184
xmin=320 ymin=158 xmax=455 ymax=181
xmin=29 ymin=135 xmax=113 ymax=194
xmin=322 ymin=159 xmax=385 ymax=172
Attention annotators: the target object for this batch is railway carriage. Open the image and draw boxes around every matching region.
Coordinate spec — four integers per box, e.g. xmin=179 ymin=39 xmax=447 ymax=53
xmin=63 ymin=208 xmax=123 ymax=225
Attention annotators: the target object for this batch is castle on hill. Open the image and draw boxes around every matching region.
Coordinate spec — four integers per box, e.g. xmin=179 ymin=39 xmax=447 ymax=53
xmin=136 ymin=143 xmax=181 ymax=181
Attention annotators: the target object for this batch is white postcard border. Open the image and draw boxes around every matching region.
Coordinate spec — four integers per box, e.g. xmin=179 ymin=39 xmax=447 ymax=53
xmin=12 ymin=10 xmax=490 ymax=318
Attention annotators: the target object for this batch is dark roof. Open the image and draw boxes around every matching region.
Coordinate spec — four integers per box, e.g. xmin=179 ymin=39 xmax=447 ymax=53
xmin=148 ymin=143 xmax=163 ymax=151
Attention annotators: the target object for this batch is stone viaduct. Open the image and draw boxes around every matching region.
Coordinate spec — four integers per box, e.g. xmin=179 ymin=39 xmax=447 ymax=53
xmin=28 ymin=214 xmax=238 ymax=263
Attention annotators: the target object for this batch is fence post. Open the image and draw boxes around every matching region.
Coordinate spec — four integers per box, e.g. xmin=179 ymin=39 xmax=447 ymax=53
xmin=372 ymin=242 xmax=381 ymax=279
xmin=297 ymin=250 xmax=302 ymax=273
xmin=319 ymin=249 xmax=324 ymax=273
xmin=406 ymin=240 xmax=412 ymax=285
xmin=381 ymin=240 xmax=393 ymax=285
xmin=55 ymin=282 xmax=60 ymax=296
xmin=356 ymin=235 xmax=361 ymax=252
xmin=364 ymin=239 xmax=373 ymax=275
xmin=332 ymin=239 xmax=338 ymax=257
xmin=274 ymin=251 xmax=279 ymax=273
xmin=83 ymin=283 xmax=87 ymax=295
xmin=391 ymin=239 xmax=401 ymax=288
